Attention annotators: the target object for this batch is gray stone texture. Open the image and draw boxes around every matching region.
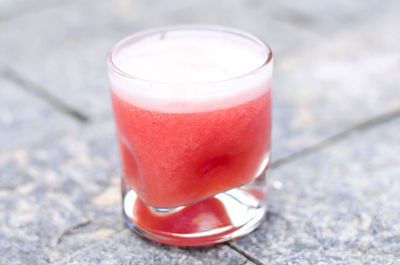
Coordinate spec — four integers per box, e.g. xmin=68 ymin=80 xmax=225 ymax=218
xmin=0 ymin=122 xmax=121 ymax=264
xmin=0 ymin=0 xmax=399 ymax=160
xmin=0 ymin=122 xmax=252 ymax=265
xmin=272 ymin=7 xmax=400 ymax=160
xmin=53 ymin=230 xmax=252 ymax=265
xmin=0 ymin=2 xmax=120 ymax=119
xmin=0 ymin=0 xmax=321 ymax=119
xmin=0 ymin=0 xmax=60 ymax=21
xmin=1 ymin=0 xmax=400 ymax=264
xmin=231 ymin=117 xmax=400 ymax=264
xmin=0 ymin=76 xmax=76 ymax=152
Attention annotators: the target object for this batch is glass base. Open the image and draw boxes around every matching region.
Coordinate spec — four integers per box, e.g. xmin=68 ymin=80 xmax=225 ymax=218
xmin=122 ymin=170 xmax=269 ymax=246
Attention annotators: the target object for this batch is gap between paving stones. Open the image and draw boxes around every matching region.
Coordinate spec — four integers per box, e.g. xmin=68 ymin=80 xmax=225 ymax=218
xmin=1 ymin=103 xmax=397 ymax=264
xmin=226 ymin=211 xmax=294 ymax=265
xmin=226 ymin=243 xmax=265 ymax=265
xmin=50 ymin=230 xmax=125 ymax=264
xmin=271 ymin=106 xmax=400 ymax=169
xmin=1 ymin=81 xmax=399 ymax=264
xmin=225 ymin=107 xmax=400 ymax=264
xmin=50 ymin=107 xmax=400 ymax=264
xmin=2 ymin=63 xmax=400 ymax=264
xmin=56 ymin=220 xmax=92 ymax=246
xmin=3 ymin=67 xmax=89 ymax=123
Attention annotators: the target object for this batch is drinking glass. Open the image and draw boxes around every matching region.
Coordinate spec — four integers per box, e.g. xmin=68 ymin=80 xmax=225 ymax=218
xmin=107 ymin=25 xmax=273 ymax=246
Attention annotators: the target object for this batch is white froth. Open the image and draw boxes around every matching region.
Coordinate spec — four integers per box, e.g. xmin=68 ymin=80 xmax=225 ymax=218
xmin=108 ymin=29 xmax=272 ymax=113
xmin=114 ymin=37 xmax=265 ymax=83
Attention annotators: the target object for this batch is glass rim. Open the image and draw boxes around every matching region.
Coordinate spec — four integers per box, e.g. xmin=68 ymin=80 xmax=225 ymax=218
xmin=106 ymin=24 xmax=273 ymax=86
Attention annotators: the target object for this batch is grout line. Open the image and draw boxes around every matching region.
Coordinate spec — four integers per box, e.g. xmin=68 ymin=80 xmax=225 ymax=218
xmin=270 ymin=7 xmax=315 ymax=29
xmin=56 ymin=220 xmax=92 ymax=246
xmin=226 ymin=242 xmax=265 ymax=265
xmin=271 ymin=107 xmax=400 ymax=169
xmin=51 ymin=228 xmax=127 ymax=263
xmin=3 ymin=67 xmax=89 ymax=123
xmin=225 ymin=107 xmax=400 ymax=264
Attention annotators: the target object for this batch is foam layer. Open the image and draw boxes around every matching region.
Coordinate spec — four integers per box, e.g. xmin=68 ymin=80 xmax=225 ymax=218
xmin=108 ymin=28 xmax=272 ymax=113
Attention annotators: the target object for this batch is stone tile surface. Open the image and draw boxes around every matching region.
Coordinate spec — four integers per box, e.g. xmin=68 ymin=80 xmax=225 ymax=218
xmin=0 ymin=0 xmax=318 ymax=120
xmin=0 ymin=77 xmax=76 ymax=152
xmin=53 ymin=230 xmax=252 ymax=265
xmin=1 ymin=0 xmax=400 ymax=264
xmin=271 ymin=0 xmax=400 ymax=32
xmin=0 ymin=122 xmax=252 ymax=264
xmin=232 ymin=117 xmax=400 ymax=264
xmin=271 ymin=9 xmax=400 ymax=160
xmin=1 ymin=0 xmax=399 ymax=161
xmin=0 ymin=0 xmax=62 ymax=20
xmin=137 ymin=0 xmax=320 ymax=54
xmin=0 ymin=122 xmax=119 ymax=264
xmin=0 ymin=2 xmax=121 ymax=119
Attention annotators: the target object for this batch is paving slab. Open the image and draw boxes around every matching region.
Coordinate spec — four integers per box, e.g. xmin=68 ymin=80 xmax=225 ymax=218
xmin=0 ymin=122 xmax=254 ymax=264
xmin=1 ymin=1 xmax=399 ymax=263
xmin=0 ymin=2 xmax=123 ymax=120
xmin=270 ymin=0 xmax=400 ymax=33
xmin=231 ymin=116 xmax=400 ymax=264
xmin=1 ymin=0 xmax=399 ymax=161
xmin=53 ymin=230 xmax=252 ymax=265
xmin=0 ymin=0 xmax=64 ymax=21
xmin=271 ymin=9 xmax=400 ymax=160
xmin=135 ymin=0 xmax=320 ymax=54
xmin=0 ymin=76 xmax=76 ymax=153
xmin=0 ymin=122 xmax=122 ymax=263
xmin=0 ymin=0 xmax=318 ymax=120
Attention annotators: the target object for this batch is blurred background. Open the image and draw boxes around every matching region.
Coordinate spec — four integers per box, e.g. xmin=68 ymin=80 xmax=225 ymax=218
xmin=1 ymin=0 xmax=400 ymax=264
xmin=1 ymin=0 xmax=399 ymax=158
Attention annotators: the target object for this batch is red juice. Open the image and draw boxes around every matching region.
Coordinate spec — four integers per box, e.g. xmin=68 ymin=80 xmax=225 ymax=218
xmin=107 ymin=25 xmax=273 ymax=245
xmin=111 ymin=89 xmax=271 ymax=208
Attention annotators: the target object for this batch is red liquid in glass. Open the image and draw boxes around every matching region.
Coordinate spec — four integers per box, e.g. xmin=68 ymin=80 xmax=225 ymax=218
xmin=112 ymin=90 xmax=271 ymax=209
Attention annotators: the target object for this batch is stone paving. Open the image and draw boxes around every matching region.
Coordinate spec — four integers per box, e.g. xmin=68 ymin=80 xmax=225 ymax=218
xmin=1 ymin=0 xmax=399 ymax=264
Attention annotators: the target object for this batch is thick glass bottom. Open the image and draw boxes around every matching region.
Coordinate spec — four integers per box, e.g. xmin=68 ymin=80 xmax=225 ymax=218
xmin=122 ymin=170 xmax=269 ymax=246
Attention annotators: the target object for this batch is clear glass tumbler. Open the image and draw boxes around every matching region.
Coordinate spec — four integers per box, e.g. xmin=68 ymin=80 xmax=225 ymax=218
xmin=107 ymin=25 xmax=273 ymax=246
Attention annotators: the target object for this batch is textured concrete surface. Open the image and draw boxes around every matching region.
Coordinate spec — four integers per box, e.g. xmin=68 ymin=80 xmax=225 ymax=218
xmin=53 ymin=230 xmax=252 ymax=265
xmin=0 ymin=123 xmax=120 ymax=264
xmin=272 ymin=8 xmax=400 ymax=159
xmin=0 ymin=76 xmax=77 ymax=152
xmin=0 ymin=0 xmax=59 ymax=20
xmin=231 ymin=117 xmax=400 ymax=264
xmin=0 ymin=0 xmax=316 ymax=119
xmin=0 ymin=122 xmax=252 ymax=264
xmin=1 ymin=0 xmax=399 ymax=159
xmin=1 ymin=0 xmax=400 ymax=264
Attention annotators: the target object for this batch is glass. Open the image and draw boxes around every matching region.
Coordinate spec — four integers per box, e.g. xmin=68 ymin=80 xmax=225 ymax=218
xmin=107 ymin=25 xmax=273 ymax=246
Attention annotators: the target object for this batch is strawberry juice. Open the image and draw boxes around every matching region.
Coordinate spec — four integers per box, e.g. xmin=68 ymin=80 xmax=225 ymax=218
xmin=107 ymin=25 xmax=273 ymax=245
